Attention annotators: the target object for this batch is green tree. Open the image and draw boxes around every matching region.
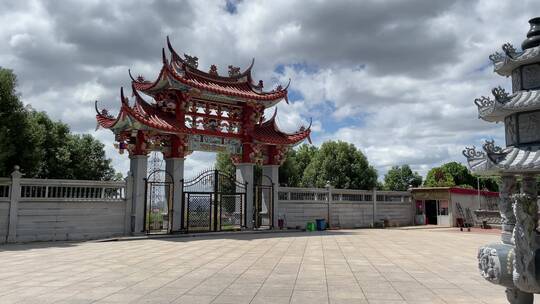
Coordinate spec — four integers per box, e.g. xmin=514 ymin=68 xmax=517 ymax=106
xmin=0 ymin=67 xmax=116 ymax=180
xmin=215 ymin=152 xmax=236 ymax=178
xmin=301 ymin=141 xmax=377 ymax=189
xmin=424 ymin=161 xmax=499 ymax=191
xmin=424 ymin=167 xmax=455 ymax=187
xmin=279 ymin=144 xmax=318 ymax=186
xmin=477 ymin=175 xmax=500 ymax=192
xmin=383 ymin=165 xmax=422 ymax=191
xmin=0 ymin=68 xmax=41 ymax=176
xmin=440 ymin=162 xmax=475 ymax=187
xmin=66 ymin=134 xmax=115 ymax=180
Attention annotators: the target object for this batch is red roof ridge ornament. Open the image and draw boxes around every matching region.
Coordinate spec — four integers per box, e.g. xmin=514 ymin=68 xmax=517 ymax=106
xmin=161 ymin=47 xmax=168 ymax=65
xmin=167 ymin=36 xmax=255 ymax=80
xmin=183 ymin=53 xmax=198 ymax=69
xmin=228 ymin=65 xmax=241 ymax=77
xmin=208 ymin=64 xmax=218 ymax=76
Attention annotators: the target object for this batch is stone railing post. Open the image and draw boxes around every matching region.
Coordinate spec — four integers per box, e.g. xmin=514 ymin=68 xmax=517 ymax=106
xmin=326 ymin=184 xmax=333 ymax=228
xmin=7 ymin=166 xmax=22 ymax=243
xmin=372 ymin=188 xmax=377 ymax=227
xmin=124 ymin=172 xmax=133 ymax=234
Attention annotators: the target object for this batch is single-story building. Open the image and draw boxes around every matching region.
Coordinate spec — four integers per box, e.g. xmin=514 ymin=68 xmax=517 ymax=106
xmin=410 ymin=187 xmax=499 ymax=227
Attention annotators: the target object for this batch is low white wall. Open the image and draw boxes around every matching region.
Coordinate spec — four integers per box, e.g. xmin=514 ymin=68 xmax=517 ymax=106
xmin=0 ymin=201 xmax=9 ymax=242
xmin=279 ymin=201 xmax=328 ymax=229
xmin=331 ymin=202 xmax=373 ymax=228
xmin=376 ymin=202 xmax=413 ymax=226
xmin=0 ymin=175 xmax=128 ymax=243
xmin=278 ymin=187 xmax=412 ymax=229
xmin=15 ymin=200 xmax=126 ymax=242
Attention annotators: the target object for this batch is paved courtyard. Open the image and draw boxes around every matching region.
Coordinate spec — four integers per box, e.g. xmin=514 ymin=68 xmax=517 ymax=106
xmin=0 ymin=228 xmax=534 ymax=304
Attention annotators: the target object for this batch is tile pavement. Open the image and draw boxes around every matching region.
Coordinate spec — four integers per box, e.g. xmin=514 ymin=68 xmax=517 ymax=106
xmin=0 ymin=228 xmax=536 ymax=304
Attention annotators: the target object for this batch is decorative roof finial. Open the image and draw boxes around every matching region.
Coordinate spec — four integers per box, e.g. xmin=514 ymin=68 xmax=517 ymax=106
xmin=462 ymin=146 xmax=485 ymax=160
xmin=522 ymin=17 xmax=540 ymax=50
xmin=228 ymin=65 xmax=241 ymax=77
xmin=184 ymin=54 xmax=198 ymax=68
xmin=209 ymin=64 xmax=218 ymax=75
xmin=502 ymin=43 xmax=517 ymax=58
xmin=491 ymin=86 xmax=510 ymax=103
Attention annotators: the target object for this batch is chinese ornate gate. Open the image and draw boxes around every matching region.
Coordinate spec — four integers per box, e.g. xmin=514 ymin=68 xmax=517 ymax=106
xmin=95 ymin=37 xmax=311 ymax=233
xmin=181 ymin=169 xmax=246 ymax=232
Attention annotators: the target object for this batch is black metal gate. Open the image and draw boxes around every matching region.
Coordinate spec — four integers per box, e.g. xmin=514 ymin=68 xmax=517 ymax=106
xmin=254 ymin=175 xmax=274 ymax=229
xmin=144 ymin=169 xmax=174 ymax=234
xmin=181 ymin=169 xmax=246 ymax=232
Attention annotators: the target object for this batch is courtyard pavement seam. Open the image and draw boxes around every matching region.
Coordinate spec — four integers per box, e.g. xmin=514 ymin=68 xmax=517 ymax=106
xmin=332 ymin=234 xmax=369 ymax=302
xmin=288 ymin=236 xmax=310 ymax=304
xmin=342 ymin=232 xmax=407 ymax=303
xmin=206 ymin=236 xmax=288 ymax=303
xmin=54 ymin=240 xmax=230 ymax=304
xmin=161 ymin=238 xmax=265 ymax=303
xmin=247 ymin=236 xmax=296 ymax=303
xmin=384 ymin=230 xmax=483 ymax=304
xmin=5 ymin=242 xmax=175 ymax=303
xmin=321 ymin=235 xmax=331 ymax=304
xmin=84 ymin=241 xmax=211 ymax=304
xmin=162 ymin=236 xmax=277 ymax=303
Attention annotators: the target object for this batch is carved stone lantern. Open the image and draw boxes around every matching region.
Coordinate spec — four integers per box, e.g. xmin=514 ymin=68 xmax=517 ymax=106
xmin=464 ymin=17 xmax=540 ymax=304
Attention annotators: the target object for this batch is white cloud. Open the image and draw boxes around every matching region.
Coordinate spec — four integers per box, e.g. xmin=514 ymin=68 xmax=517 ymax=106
xmin=0 ymin=0 xmax=537 ymax=180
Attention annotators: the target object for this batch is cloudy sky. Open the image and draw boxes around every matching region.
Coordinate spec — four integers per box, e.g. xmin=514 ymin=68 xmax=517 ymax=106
xmin=1 ymin=0 xmax=539 ymax=179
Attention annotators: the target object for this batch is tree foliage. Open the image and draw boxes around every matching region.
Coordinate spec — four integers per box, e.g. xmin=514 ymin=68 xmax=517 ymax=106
xmin=215 ymin=141 xmax=377 ymax=190
xmin=424 ymin=167 xmax=455 ymax=187
xmin=383 ymin=165 xmax=422 ymax=191
xmin=0 ymin=68 xmax=116 ymax=180
xmin=424 ymin=161 xmax=499 ymax=191
xmin=215 ymin=152 xmax=236 ymax=178
xmin=302 ymin=141 xmax=377 ymax=189
xmin=279 ymin=144 xmax=317 ymax=187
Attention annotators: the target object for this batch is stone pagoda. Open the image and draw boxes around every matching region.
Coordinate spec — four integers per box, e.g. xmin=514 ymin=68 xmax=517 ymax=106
xmin=464 ymin=17 xmax=540 ymax=303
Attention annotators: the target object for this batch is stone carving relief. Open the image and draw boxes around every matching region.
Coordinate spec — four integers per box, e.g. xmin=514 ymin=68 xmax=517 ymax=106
xmin=512 ymin=68 xmax=522 ymax=92
xmin=522 ymin=64 xmax=540 ymax=90
xmin=505 ymin=115 xmax=518 ymax=146
xmin=517 ymin=111 xmax=540 ymax=144
xmin=512 ymin=193 xmax=540 ymax=293
xmin=478 ymin=247 xmax=502 ymax=282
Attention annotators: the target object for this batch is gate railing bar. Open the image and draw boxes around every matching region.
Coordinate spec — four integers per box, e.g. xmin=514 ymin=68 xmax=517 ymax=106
xmin=180 ymin=179 xmax=185 ymax=232
xmin=143 ymin=177 xmax=148 ymax=233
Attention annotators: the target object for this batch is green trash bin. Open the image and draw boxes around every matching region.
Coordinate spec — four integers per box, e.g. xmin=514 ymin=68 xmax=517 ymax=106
xmin=306 ymin=222 xmax=316 ymax=231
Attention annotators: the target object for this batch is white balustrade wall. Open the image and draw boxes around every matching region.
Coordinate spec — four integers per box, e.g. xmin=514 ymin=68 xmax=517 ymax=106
xmin=0 ymin=172 xmax=129 ymax=243
xmin=0 ymin=169 xmax=414 ymax=244
xmin=277 ymin=187 xmax=413 ymax=229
